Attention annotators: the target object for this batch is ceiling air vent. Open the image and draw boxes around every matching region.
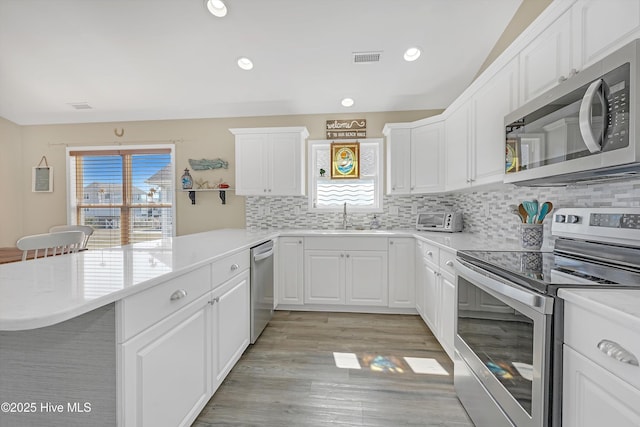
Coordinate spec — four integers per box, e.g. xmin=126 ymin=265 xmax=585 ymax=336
xmin=353 ymin=51 xmax=382 ymax=64
xmin=68 ymin=102 xmax=92 ymax=110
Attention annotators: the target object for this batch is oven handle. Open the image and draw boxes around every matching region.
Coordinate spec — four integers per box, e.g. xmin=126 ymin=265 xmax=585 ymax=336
xmin=455 ymin=258 xmax=552 ymax=314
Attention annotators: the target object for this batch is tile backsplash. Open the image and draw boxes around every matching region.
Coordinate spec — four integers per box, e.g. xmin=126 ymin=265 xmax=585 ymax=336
xmin=246 ymin=177 xmax=640 ymax=246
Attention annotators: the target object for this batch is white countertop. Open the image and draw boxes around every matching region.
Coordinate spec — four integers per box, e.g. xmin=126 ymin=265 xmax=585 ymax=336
xmin=0 ymin=228 xmax=526 ymax=331
xmin=559 ymin=288 xmax=640 ymax=331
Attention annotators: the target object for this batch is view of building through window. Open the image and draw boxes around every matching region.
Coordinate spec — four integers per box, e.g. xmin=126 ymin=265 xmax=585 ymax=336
xmin=67 ymin=147 xmax=175 ymax=248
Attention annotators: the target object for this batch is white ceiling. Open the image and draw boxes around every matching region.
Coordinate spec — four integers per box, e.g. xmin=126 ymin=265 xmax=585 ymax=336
xmin=0 ymin=0 xmax=522 ymax=125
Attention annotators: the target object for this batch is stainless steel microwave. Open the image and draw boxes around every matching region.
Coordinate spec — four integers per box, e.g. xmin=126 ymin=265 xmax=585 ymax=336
xmin=416 ymin=212 xmax=463 ymax=232
xmin=504 ymin=39 xmax=640 ymax=186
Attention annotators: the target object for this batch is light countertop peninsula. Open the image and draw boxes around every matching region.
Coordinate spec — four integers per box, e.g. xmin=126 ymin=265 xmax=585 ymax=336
xmin=0 ymin=228 xmax=525 ymax=331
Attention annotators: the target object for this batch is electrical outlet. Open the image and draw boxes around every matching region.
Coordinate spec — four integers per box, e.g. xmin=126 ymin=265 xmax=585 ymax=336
xmin=257 ymin=206 xmax=264 ymax=216
xmin=411 ymin=203 xmax=418 ymax=215
xmin=484 ymin=202 xmax=490 ymax=218
xmin=294 ymin=206 xmax=300 ymax=215
xmin=389 ymin=206 xmax=399 ymax=216
xmin=265 ymin=206 xmax=271 ymax=215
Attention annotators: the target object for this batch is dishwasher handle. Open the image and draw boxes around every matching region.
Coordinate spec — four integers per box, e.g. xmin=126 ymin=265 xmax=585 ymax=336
xmin=253 ymin=249 xmax=274 ymax=262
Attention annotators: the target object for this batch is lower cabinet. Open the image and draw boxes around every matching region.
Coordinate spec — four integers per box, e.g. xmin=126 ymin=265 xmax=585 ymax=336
xmin=388 ymin=238 xmax=416 ymax=308
xmin=304 ymin=249 xmax=388 ymax=306
xmin=121 ymin=293 xmax=212 ymax=427
xmin=211 ymin=270 xmax=250 ymax=390
xmin=439 ymin=270 xmax=456 ymax=359
xmin=277 ymin=237 xmax=304 ymax=305
xmin=563 ymin=346 xmax=640 ymax=427
xmin=119 ymin=253 xmax=251 ymax=427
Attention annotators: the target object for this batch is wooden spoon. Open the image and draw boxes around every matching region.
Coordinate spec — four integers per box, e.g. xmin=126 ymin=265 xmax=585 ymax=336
xmin=518 ymin=203 xmax=528 ymax=223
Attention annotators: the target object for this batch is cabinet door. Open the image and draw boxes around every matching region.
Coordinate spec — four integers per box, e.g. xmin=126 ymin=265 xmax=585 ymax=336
xmin=573 ymin=0 xmax=640 ymax=69
xmin=422 ymin=260 xmax=440 ymax=333
xmin=520 ymin=9 xmax=573 ymax=104
xmin=235 ymin=134 xmax=269 ymax=195
xmin=277 ymin=237 xmax=304 ymax=305
xmin=388 ymin=238 xmax=416 ymax=308
xmin=212 ymin=271 xmax=250 ymax=389
xmin=304 ymin=250 xmax=345 ymax=304
xmin=411 ymin=123 xmax=445 ymax=193
xmin=386 ymin=128 xmax=412 ymax=195
xmin=121 ymin=294 xmax=211 ymax=427
xmin=563 ymin=345 xmax=640 ymax=427
xmin=270 ymin=132 xmax=304 ymax=196
xmin=415 ymin=242 xmax=425 ymax=316
xmin=439 ymin=272 xmax=456 ymax=360
xmin=345 ymin=251 xmax=388 ymax=306
xmin=472 ymin=57 xmax=519 ymax=186
xmin=445 ymin=104 xmax=471 ymax=191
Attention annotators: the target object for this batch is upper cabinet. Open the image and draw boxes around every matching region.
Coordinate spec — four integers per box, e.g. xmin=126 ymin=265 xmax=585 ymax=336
xmin=519 ymin=9 xmax=574 ymax=104
xmin=384 ymin=120 xmax=445 ymax=195
xmin=572 ymin=0 xmax=640 ymax=69
xmin=445 ymin=56 xmax=516 ymax=191
xmin=231 ymin=127 xmax=309 ymax=196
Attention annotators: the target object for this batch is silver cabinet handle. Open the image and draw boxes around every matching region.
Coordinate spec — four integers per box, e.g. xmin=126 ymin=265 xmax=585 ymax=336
xmin=597 ymin=339 xmax=639 ymax=366
xmin=298 ymin=240 xmax=302 ymax=244
xmin=389 ymin=241 xmax=394 ymax=245
xmin=340 ymin=254 xmax=344 ymax=258
xmin=170 ymin=289 xmax=187 ymax=301
xmin=230 ymin=263 xmax=239 ymax=271
xmin=445 ymin=260 xmax=454 ymax=267
xmin=346 ymin=254 xmax=350 ymax=258
xmin=426 ymin=251 xmax=433 ymax=257
xmin=263 ymin=189 xmax=267 ymax=192
xmin=208 ymin=296 xmax=220 ymax=305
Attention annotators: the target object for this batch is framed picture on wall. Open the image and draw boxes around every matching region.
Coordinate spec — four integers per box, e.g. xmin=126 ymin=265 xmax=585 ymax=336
xmin=32 ymin=156 xmax=53 ymax=192
xmin=330 ymin=142 xmax=360 ymax=179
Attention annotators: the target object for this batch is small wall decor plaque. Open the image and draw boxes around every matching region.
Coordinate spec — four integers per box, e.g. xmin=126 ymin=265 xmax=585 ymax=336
xmin=331 ymin=142 xmax=360 ymax=179
xmin=188 ymin=158 xmax=229 ymax=170
xmin=326 ymin=119 xmax=366 ymax=139
xmin=32 ymin=156 xmax=53 ymax=192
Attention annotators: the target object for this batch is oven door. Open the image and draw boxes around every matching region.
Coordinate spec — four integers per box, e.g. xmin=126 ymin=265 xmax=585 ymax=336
xmin=454 ymin=258 xmax=554 ymax=427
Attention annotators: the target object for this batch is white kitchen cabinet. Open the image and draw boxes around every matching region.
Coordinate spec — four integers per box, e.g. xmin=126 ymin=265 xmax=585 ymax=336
xmin=277 ymin=237 xmax=304 ymax=306
xmin=231 ymin=127 xmax=309 ymax=196
xmin=572 ymin=0 xmax=640 ymax=70
xmin=384 ymin=121 xmax=445 ymax=195
xmin=439 ymin=270 xmax=456 ymax=360
xmin=211 ymin=270 xmax=250 ymax=391
xmin=414 ymin=241 xmax=425 ymax=317
xmin=519 ymin=9 xmax=574 ymax=104
xmin=388 ymin=238 xmax=416 ymax=308
xmin=345 ymin=250 xmax=388 ymax=306
xmin=304 ymin=250 xmax=345 ymax=304
xmin=422 ymin=260 xmax=440 ymax=333
xmin=304 ymin=237 xmax=389 ymax=307
xmin=563 ymin=346 xmax=640 ymax=427
xmin=472 ymin=57 xmax=519 ymax=186
xmin=445 ymin=103 xmax=472 ymax=190
xmin=121 ymin=293 xmax=212 ymax=427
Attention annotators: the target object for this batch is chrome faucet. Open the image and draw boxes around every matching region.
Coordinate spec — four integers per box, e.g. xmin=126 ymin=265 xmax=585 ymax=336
xmin=342 ymin=202 xmax=348 ymax=229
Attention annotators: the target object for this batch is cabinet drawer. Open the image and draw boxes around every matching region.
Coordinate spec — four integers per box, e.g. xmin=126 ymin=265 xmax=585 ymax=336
xmin=305 ymin=237 xmax=388 ymax=251
xmin=417 ymin=240 xmax=439 ymax=265
xmin=212 ymin=250 xmax=250 ymax=288
xmin=120 ymin=266 xmax=211 ymax=342
xmin=439 ymin=249 xmax=457 ymax=277
xmin=564 ymin=302 xmax=640 ymax=390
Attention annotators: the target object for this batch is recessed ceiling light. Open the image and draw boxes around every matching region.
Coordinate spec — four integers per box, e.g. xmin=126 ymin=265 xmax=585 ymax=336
xmin=404 ymin=47 xmax=421 ymax=62
xmin=237 ymin=57 xmax=254 ymax=70
xmin=341 ymin=98 xmax=355 ymax=107
xmin=206 ymin=0 xmax=227 ymax=17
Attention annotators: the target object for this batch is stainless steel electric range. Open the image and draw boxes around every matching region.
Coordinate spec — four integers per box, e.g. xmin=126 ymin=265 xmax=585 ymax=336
xmin=453 ymin=208 xmax=640 ymax=427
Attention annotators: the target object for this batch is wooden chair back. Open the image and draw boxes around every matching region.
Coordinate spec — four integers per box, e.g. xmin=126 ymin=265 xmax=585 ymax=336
xmin=16 ymin=231 xmax=85 ymax=261
xmin=49 ymin=225 xmax=95 ymax=249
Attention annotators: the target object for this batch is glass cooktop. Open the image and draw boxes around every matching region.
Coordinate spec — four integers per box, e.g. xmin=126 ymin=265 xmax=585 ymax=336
xmin=457 ymin=249 xmax=640 ymax=295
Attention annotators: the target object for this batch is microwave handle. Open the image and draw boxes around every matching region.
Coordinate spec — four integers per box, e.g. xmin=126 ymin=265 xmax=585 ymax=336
xmin=579 ymin=79 xmax=606 ymax=153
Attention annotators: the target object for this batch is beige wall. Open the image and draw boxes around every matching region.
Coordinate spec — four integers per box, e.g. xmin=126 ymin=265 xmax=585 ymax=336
xmin=0 ymin=117 xmax=24 ymax=246
xmin=7 ymin=109 xmax=440 ymax=242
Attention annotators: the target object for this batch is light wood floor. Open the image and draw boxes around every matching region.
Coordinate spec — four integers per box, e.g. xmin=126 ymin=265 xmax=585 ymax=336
xmin=193 ymin=311 xmax=474 ymax=427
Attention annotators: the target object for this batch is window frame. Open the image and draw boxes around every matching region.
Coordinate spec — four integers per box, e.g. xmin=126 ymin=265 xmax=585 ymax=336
xmin=307 ymin=138 xmax=384 ymax=213
xmin=65 ymin=144 xmax=176 ymax=246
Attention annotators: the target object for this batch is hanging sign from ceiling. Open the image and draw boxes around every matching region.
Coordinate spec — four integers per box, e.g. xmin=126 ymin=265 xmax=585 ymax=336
xmin=326 ymin=119 xmax=366 ymax=139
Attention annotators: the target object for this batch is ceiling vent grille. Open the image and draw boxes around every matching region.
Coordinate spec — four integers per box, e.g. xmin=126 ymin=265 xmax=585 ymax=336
xmin=353 ymin=51 xmax=382 ymax=64
xmin=69 ymin=102 xmax=92 ymax=110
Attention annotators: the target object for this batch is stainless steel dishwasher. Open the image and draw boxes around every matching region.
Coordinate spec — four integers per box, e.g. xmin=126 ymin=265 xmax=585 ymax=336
xmin=250 ymin=240 xmax=274 ymax=343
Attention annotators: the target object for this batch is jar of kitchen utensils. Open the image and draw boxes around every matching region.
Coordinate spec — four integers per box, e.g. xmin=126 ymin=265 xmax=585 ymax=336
xmin=520 ymin=223 xmax=543 ymax=250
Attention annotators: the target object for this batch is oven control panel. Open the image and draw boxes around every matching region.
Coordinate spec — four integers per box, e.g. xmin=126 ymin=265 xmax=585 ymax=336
xmin=552 ymin=208 xmax=640 ymax=247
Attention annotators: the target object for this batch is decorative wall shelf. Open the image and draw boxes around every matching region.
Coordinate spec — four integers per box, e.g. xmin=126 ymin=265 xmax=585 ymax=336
xmin=180 ymin=189 xmax=235 ymax=205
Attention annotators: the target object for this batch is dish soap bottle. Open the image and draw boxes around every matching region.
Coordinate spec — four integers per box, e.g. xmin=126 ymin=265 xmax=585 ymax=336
xmin=370 ymin=214 xmax=381 ymax=230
